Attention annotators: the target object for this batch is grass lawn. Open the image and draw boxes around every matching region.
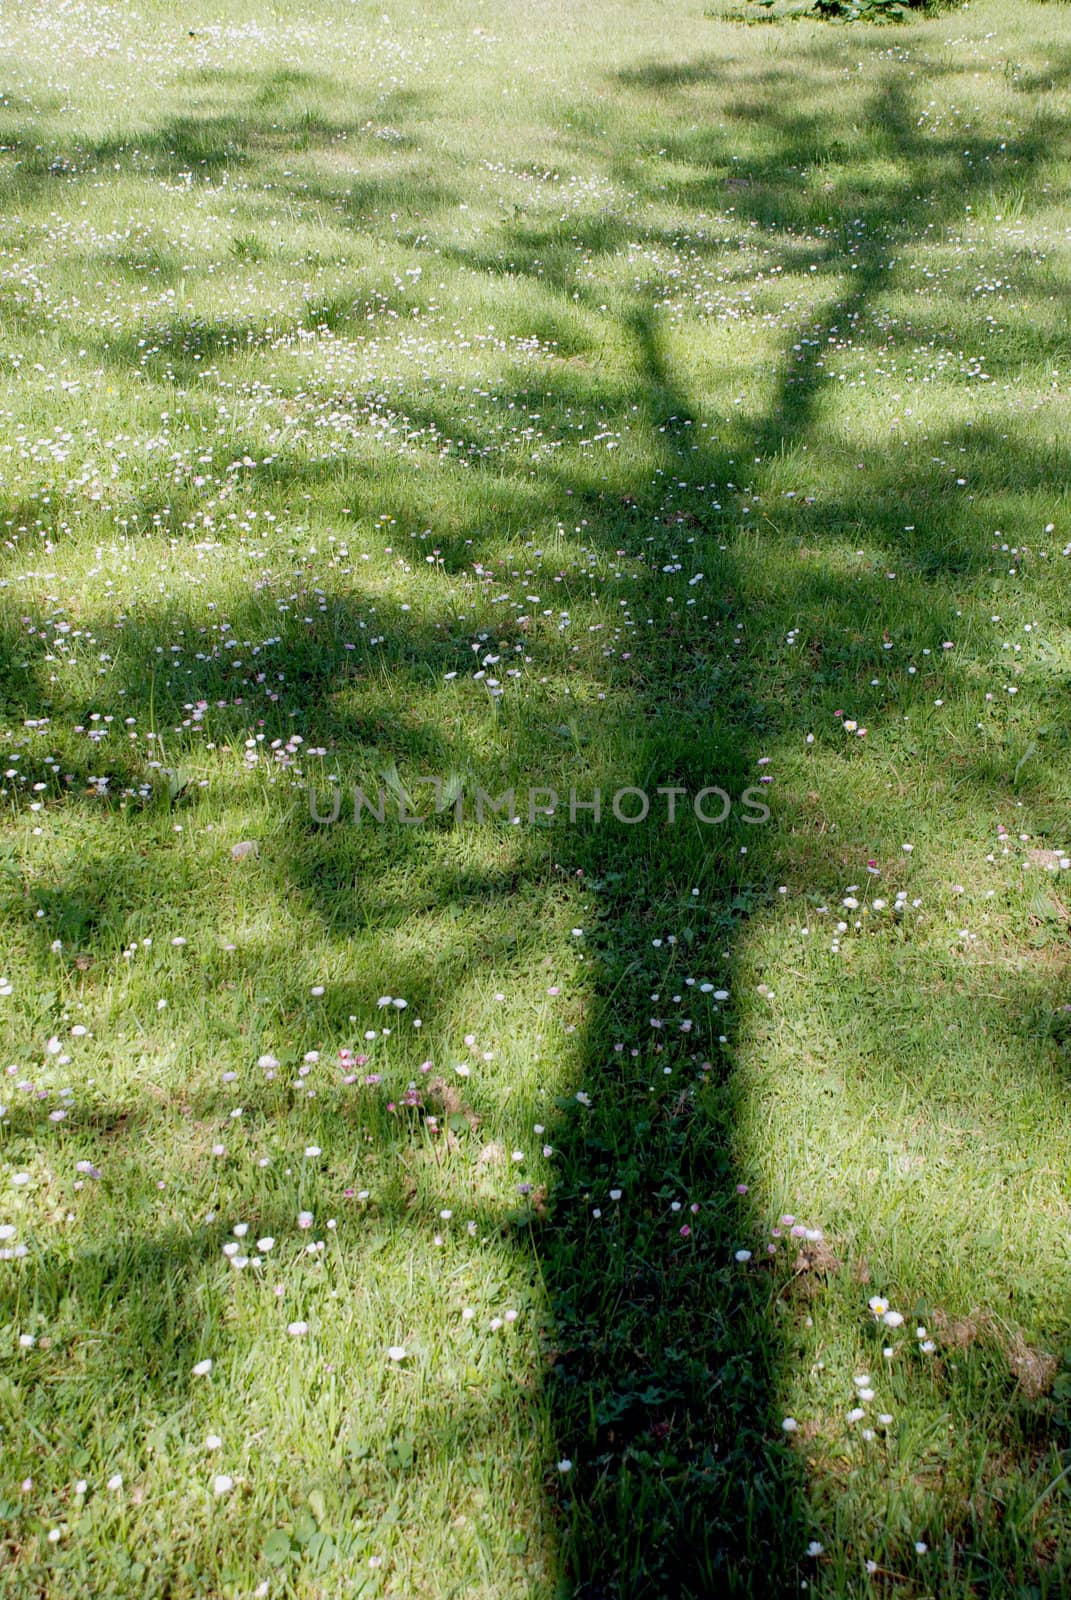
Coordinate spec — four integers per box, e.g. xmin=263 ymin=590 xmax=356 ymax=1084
xmin=1 ymin=0 xmax=1070 ymax=1593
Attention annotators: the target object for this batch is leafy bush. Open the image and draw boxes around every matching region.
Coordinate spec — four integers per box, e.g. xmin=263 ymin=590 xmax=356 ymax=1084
xmin=750 ymin=0 xmax=930 ymax=19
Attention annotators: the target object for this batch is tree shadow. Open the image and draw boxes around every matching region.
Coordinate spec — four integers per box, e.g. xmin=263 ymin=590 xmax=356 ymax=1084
xmin=0 ymin=25 xmax=1070 ymax=1600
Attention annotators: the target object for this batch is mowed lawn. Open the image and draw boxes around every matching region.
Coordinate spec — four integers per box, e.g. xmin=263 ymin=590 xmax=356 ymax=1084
xmin=1 ymin=0 xmax=1070 ymax=1594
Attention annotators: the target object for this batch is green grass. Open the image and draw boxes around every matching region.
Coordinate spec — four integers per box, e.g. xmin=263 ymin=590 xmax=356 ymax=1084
xmin=0 ymin=0 xmax=1070 ymax=1594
